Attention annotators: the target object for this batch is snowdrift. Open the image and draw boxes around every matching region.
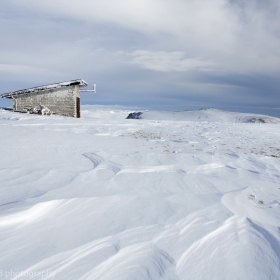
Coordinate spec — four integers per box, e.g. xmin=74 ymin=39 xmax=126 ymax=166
xmin=126 ymin=108 xmax=280 ymax=123
xmin=0 ymin=105 xmax=279 ymax=280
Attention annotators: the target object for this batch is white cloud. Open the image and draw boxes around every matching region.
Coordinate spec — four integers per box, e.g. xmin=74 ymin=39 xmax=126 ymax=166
xmin=6 ymin=0 xmax=280 ymax=76
xmin=130 ymin=51 xmax=217 ymax=72
xmin=8 ymin=0 xmax=235 ymax=37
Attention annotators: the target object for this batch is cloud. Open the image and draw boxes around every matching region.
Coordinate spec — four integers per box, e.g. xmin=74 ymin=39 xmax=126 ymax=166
xmin=6 ymin=0 xmax=236 ymax=42
xmin=129 ymin=51 xmax=217 ymax=72
xmin=6 ymin=0 xmax=280 ymax=76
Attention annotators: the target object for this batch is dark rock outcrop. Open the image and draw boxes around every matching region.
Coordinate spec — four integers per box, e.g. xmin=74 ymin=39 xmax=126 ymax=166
xmin=126 ymin=112 xmax=143 ymax=119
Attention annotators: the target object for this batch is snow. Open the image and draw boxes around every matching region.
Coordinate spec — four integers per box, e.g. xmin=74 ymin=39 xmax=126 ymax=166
xmin=0 ymin=106 xmax=280 ymax=280
xmin=126 ymin=108 xmax=280 ymax=123
xmin=1 ymin=79 xmax=87 ymax=99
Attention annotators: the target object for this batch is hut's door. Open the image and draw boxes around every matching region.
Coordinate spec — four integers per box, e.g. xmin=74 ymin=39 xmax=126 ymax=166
xmin=76 ymin=97 xmax=81 ymax=118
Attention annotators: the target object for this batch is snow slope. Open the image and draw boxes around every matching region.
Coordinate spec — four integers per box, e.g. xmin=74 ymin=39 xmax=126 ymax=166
xmin=126 ymin=108 xmax=280 ymax=123
xmin=0 ymin=106 xmax=280 ymax=280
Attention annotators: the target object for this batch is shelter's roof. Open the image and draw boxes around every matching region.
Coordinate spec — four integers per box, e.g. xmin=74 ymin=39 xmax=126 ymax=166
xmin=1 ymin=79 xmax=88 ymax=99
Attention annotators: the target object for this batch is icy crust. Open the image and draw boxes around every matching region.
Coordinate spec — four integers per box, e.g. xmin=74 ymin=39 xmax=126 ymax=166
xmin=126 ymin=109 xmax=280 ymax=123
xmin=1 ymin=79 xmax=87 ymax=99
xmin=0 ymin=105 xmax=280 ymax=280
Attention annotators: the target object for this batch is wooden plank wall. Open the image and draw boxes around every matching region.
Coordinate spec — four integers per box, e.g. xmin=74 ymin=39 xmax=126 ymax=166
xmin=13 ymin=86 xmax=80 ymax=117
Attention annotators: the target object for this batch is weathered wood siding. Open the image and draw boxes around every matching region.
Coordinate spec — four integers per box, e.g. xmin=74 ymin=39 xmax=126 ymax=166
xmin=13 ymin=86 xmax=80 ymax=117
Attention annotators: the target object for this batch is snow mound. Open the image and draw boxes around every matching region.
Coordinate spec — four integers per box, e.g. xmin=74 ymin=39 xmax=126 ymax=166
xmin=82 ymin=105 xmax=134 ymax=121
xmin=0 ymin=109 xmax=20 ymax=121
xmin=126 ymin=109 xmax=280 ymax=123
xmin=0 ymin=105 xmax=280 ymax=279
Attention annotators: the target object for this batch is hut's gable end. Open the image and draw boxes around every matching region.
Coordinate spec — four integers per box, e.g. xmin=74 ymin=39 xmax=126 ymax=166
xmin=14 ymin=86 xmax=80 ymax=117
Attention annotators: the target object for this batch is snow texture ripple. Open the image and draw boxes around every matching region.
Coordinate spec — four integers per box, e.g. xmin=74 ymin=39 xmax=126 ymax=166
xmin=0 ymin=106 xmax=279 ymax=280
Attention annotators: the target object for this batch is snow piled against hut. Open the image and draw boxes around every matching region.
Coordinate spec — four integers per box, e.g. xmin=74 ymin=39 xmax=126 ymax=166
xmin=0 ymin=105 xmax=280 ymax=280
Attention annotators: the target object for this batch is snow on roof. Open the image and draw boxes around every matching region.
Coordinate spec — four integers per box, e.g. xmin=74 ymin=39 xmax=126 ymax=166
xmin=1 ymin=79 xmax=88 ymax=99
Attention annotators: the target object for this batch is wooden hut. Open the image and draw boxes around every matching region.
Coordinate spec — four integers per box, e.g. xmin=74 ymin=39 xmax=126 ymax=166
xmin=1 ymin=79 xmax=96 ymax=118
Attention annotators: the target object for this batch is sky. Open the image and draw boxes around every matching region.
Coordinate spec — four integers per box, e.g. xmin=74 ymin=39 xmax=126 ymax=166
xmin=0 ymin=0 xmax=280 ymax=116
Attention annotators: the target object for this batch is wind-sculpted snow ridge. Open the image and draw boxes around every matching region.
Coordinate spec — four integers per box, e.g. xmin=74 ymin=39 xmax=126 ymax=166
xmin=126 ymin=108 xmax=280 ymax=123
xmin=0 ymin=105 xmax=280 ymax=279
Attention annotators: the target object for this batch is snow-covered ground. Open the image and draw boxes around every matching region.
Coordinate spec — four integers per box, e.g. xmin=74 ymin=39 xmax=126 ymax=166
xmin=0 ymin=106 xmax=280 ymax=280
